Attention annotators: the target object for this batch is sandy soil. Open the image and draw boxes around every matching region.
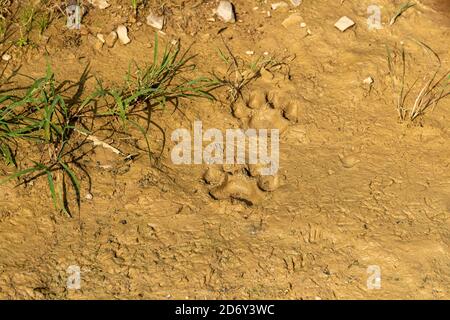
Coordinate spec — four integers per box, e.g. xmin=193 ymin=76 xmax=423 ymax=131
xmin=0 ymin=0 xmax=449 ymax=299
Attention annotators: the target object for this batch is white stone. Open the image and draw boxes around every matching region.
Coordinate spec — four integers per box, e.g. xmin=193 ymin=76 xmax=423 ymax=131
xmin=1 ymin=53 xmax=11 ymax=62
xmin=246 ymin=50 xmax=255 ymax=55
xmin=117 ymin=25 xmax=131 ymax=45
xmin=334 ymin=16 xmax=355 ymax=32
xmin=271 ymin=2 xmax=289 ymax=10
xmin=146 ymin=12 xmax=164 ymax=30
xmin=97 ymin=33 xmax=105 ymax=43
xmin=290 ymin=0 xmax=302 ymax=6
xmin=363 ymin=76 xmax=374 ymax=85
xmin=88 ymin=0 xmax=110 ymax=10
xmin=216 ymin=1 xmax=236 ymax=23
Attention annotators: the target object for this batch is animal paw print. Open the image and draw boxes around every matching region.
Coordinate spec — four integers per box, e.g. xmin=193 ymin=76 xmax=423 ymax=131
xmin=231 ymin=75 xmax=301 ymax=133
xmin=202 ymin=70 xmax=298 ymax=205
xmin=203 ymin=164 xmax=281 ymax=206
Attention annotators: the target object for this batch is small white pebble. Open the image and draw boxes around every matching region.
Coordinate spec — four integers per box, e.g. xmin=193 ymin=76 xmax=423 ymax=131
xmin=271 ymin=2 xmax=289 ymax=10
xmin=363 ymin=76 xmax=374 ymax=85
xmin=85 ymin=193 xmax=93 ymax=200
xmin=89 ymin=0 xmax=111 ymax=10
xmin=117 ymin=25 xmax=131 ymax=44
xmin=2 ymin=53 xmax=11 ymax=62
xmin=146 ymin=12 xmax=165 ymax=30
xmin=215 ymin=1 xmax=236 ymax=23
xmin=96 ymin=33 xmax=105 ymax=43
xmin=334 ymin=16 xmax=355 ymax=32
xmin=246 ymin=50 xmax=255 ymax=55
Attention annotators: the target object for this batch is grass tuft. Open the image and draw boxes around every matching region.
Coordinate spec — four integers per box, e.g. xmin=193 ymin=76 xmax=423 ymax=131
xmin=386 ymin=41 xmax=449 ymax=122
xmin=0 ymin=34 xmax=220 ymax=213
xmin=0 ymin=64 xmax=96 ymax=215
xmin=212 ymin=35 xmax=290 ymax=103
xmin=99 ymin=33 xmax=219 ymax=161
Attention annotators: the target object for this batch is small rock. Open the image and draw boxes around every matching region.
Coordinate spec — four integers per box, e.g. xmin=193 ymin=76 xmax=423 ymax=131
xmin=363 ymin=76 xmax=374 ymax=85
xmin=117 ymin=25 xmax=131 ymax=45
xmin=88 ymin=0 xmax=110 ymax=10
xmin=334 ymin=16 xmax=355 ymax=32
xmin=1 ymin=53 xmax=11 ymax=62
xmin=146 ymin=12 xmax=165 ymax=30
xmin=290 ymin=0 xmax=302 ymax=6
xmin=85 ymin=193 xmax=93 ymax=200
xmin=246 ymin=50 xmax=255 ymax=55
xmin=216 ymin=1 xmax=236 ymax=23
xmin=96 ymin=33 xmax=105 ymax=43
xmin=339 ymin=154 xmax=360 ymax=168
xmin=105 ymin=31 xmax=118 ymax=48
xmin=271 ymin=2 xmax=289 ymax=10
